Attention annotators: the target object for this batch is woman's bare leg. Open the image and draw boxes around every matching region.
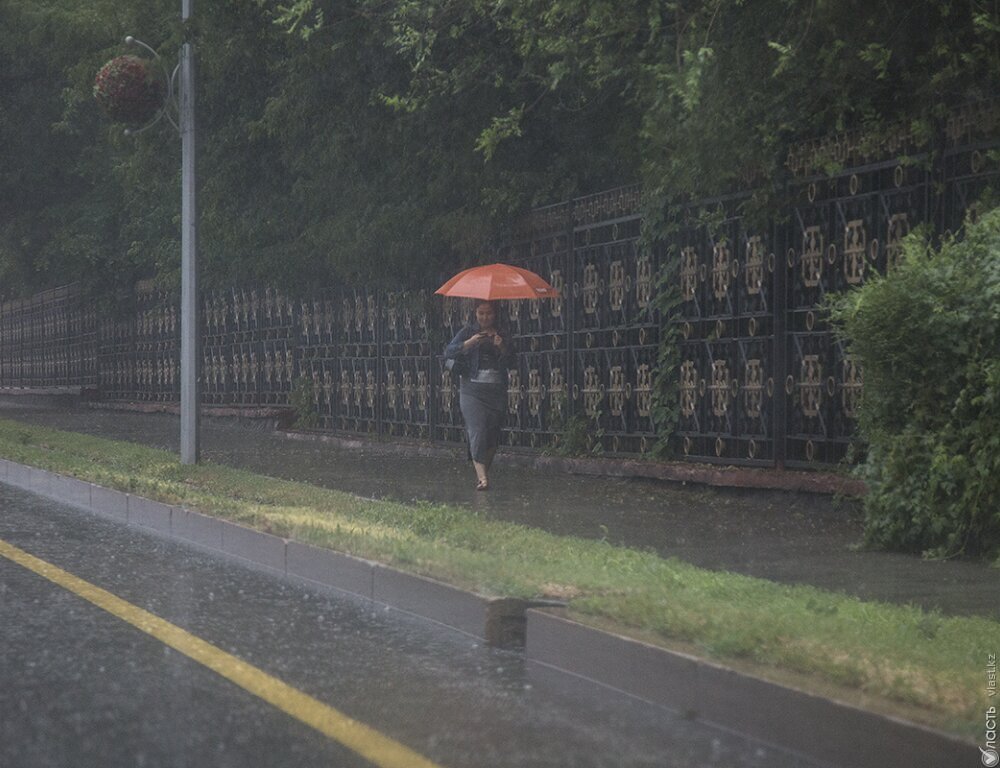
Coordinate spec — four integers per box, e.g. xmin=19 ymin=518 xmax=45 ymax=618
xmin=473 ymin=460 xmax=488 ymax=488
xmin=474 ymin=447 xmax=498 ymax=490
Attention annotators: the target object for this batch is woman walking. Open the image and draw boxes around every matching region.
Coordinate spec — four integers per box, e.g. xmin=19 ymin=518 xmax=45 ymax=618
xmin=444 ymin=301 xmax=514 ymax=490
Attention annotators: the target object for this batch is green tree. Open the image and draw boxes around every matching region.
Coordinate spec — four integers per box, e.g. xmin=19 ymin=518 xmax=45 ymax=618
xmin=0 ymin=0 xmax=179 ymax=299
xmin=2 ymin=0 xmax=998 ymax=296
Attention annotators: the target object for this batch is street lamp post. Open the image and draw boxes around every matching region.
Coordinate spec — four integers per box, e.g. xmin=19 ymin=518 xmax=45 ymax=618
xmin=179 ymin=0 xmax=199 ymax=464
xmin=122 ymin=2 xmax=199 ymax=463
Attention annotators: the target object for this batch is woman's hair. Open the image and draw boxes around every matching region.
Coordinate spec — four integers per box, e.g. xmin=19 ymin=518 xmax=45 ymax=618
xmin=469 ymin=300 xmax=502 ymax=326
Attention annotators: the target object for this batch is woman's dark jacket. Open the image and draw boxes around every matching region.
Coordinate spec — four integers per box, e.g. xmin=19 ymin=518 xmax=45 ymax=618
xmin=444 ymin=324 xmax=515 ymax=376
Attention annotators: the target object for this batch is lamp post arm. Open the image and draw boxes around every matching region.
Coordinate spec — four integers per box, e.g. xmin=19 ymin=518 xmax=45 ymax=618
xmin=121 ymin=36 xmax=178 ymax=135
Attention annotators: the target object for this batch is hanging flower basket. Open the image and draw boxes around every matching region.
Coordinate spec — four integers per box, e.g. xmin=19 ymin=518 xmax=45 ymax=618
xmin=93 ymin=55 xmax=165 ymax=125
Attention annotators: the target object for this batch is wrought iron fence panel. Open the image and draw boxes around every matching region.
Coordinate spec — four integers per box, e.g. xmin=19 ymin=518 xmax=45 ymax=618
xmin=80 ymin=305 xmax=98 ymax=388
xmin=506 ymin=201 xmax=571 ymax=338
xmin=502 ymin=201 xmax=572 ymax=450
xmin=431 ymin=289 xmax=468 ymax=445
xmin=98 ymin=315 xmax=136 ymax=400
xmin=432 ymin=354 xmax=464 ymax=445
xmin=669 ymin=193 xmax=779 ymax=465
xmin=296 ymin=286 xmax=338 ymax=426
xmin=507 ymin=349 xmax=568 ymax=451
xmin=203 ymin=287 xmax=237 ymax=404
xmin=330 ymin=356 xmax=378 ymax=435
xmin=261 ymin=339 xmax=296 ymax=405
xmin=0 ymin=304 xmax=11 ymax=386
xmin=783 ymin=157 xmax=931 ymax=465
xmin=381 ymin=355 xmax=432 ymax=440
xmin=118 ymin=290 xmax=170 ymax=402
xmin=0 ymin=286 xmax=85 ymax=388
xmin=564 ymin=186 xmax=655 ymax=455
xmin=379 ymin=289 xmax=432 ymax=440
xmin=943 ymin=97 xmax=1000 ymax=233
xmin=340 ymin=286 xmax=379 ymax=351
xmin=298 ymin=354 xmax=334 ymax=428
xmin=317 ymin=286 xmax=378 ymax=435
xmin=734 ymin=334 xmax=775 ymax=464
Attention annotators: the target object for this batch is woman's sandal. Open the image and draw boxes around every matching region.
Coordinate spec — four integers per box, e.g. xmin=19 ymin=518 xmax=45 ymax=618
xmin=476 ymin=479 xmax=489 ymax=491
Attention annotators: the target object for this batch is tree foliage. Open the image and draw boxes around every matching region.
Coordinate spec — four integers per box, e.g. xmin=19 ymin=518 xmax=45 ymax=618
xmin=1 ymin=0 xmax=998 ymax=296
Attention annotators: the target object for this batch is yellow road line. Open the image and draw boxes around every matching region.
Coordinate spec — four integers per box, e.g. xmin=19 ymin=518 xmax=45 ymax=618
xmin=0 ymin=538 xmax=443 ymax=768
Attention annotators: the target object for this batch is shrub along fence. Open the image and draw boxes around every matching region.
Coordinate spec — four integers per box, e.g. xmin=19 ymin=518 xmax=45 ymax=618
xmin=1 ymin=98 xmax=997 ymax=468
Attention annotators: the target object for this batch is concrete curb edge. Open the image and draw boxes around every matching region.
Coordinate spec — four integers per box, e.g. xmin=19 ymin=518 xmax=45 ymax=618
xmin=525 ymin=609 xmax=974 ymax=768
xmin=0 ymin=458 xmax=520 ymax=646
xmin=273 ymin=428 xmax=867 ymax=497
xmin=0 ymin=458 xmax=972 ymax=767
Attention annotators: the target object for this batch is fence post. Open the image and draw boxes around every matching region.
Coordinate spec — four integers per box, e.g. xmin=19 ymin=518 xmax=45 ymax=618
xmin=565 ymin=206 xmax=577 ymax=422
xmin=773 ymin=208 xmax=788 ymax=471
xmin=375 ymin=288 xmax=384 ymax=441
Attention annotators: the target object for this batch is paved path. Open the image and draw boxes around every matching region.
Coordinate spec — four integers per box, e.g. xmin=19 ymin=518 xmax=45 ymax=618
xmin=2 ymin=396 xmax=998 ymax=620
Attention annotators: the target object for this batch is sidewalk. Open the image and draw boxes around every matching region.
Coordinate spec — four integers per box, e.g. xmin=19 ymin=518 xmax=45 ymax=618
xmin=1 ymin=394 xmax=997 ymax=620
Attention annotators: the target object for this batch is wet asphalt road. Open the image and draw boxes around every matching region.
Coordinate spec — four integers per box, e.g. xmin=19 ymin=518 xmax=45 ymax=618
xmin=1 ymin=397 xmax=998 ymax=619
xmin=0 ymin=485 xmax=820 ymax=768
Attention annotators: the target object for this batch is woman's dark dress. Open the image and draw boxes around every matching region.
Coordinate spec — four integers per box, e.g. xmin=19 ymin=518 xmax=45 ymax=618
xmin=444 ymin=326 xmax=514 ymax=463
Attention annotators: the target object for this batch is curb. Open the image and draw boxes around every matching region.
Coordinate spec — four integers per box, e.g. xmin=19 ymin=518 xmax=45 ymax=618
xmin=279 ymin=428 xmax=466 ymax=459
xmin=0 ymin=386 xmax=83 ymax=396
xmin=0 ymin=458 xmax=521 ymax=647
xmin=504 ymin=453 xmax=867 ymax=497
xmin=0 ymin=458 xmax=971 ymax=766
xmin=275 ymin=428 xmax=867 ymax=497
xmin=85 ymin=401 xmax=290 ymax=421
xmin=525 ymin=610 xmax=974 ymax=768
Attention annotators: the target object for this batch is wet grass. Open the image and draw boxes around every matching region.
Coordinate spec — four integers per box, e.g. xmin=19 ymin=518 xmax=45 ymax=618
xmin=0 ymin=418 xmax=990 ymax=739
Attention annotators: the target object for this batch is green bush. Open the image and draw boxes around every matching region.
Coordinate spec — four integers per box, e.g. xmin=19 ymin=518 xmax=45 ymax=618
xmin=545 ymin=413 xmax=605 ymax=457
xmin=830 ymin=208 xmax=1000 ymax=560
xmin=289 ymin=377 xmax=320 ymax=430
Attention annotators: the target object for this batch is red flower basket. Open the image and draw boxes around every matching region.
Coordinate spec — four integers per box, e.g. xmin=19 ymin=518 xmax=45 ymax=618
xmin=93 ymin=55 xmax=165 ymax=125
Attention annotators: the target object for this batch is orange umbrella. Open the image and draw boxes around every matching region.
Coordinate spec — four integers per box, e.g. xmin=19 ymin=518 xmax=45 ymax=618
xmin=434 ymin=263 xmax=559 ymax=300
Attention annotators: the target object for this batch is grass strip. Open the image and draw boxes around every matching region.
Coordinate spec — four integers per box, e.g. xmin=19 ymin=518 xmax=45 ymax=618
xmin=0 ymin=418 xmax=991 ymax=739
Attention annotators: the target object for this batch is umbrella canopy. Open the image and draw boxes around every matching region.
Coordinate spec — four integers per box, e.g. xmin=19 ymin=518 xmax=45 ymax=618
xmin=434 ymin=263 xmax=559 ymax=300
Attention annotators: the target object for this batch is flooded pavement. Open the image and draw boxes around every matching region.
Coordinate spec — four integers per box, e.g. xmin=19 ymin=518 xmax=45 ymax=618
xmin=2 ymin=395 xmax=998 ymax=620
xmin=0 ymin=484 xmax=821 ymax=767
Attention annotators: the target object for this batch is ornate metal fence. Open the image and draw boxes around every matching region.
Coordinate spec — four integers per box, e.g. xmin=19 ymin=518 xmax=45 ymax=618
xmin=0 ymin=285 xmax=97 ymax=390
xmin=670 ymin=192 xmax=780 ymax=465
xmin=1 ymin=99 xmax=997 ymax=468
xmin=781 ymin=137 xmax=932 ymax=466
xmin=668 ymin=135 xmax=938 ymax=466
xmin=500 ymin=188 xmax=658 ymax=455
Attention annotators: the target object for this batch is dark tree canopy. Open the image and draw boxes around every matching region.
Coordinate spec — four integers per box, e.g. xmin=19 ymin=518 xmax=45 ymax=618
xmin=1 ymin=0 xmax=997 ymax=296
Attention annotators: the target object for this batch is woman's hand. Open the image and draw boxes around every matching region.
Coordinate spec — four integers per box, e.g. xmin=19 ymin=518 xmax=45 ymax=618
xmin=462 ymin=332 xmax=490 ymax=352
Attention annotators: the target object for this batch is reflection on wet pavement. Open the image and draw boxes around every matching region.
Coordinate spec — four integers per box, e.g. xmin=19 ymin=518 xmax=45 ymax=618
xmin=1 ymin=396 xmax=998 ymax=620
